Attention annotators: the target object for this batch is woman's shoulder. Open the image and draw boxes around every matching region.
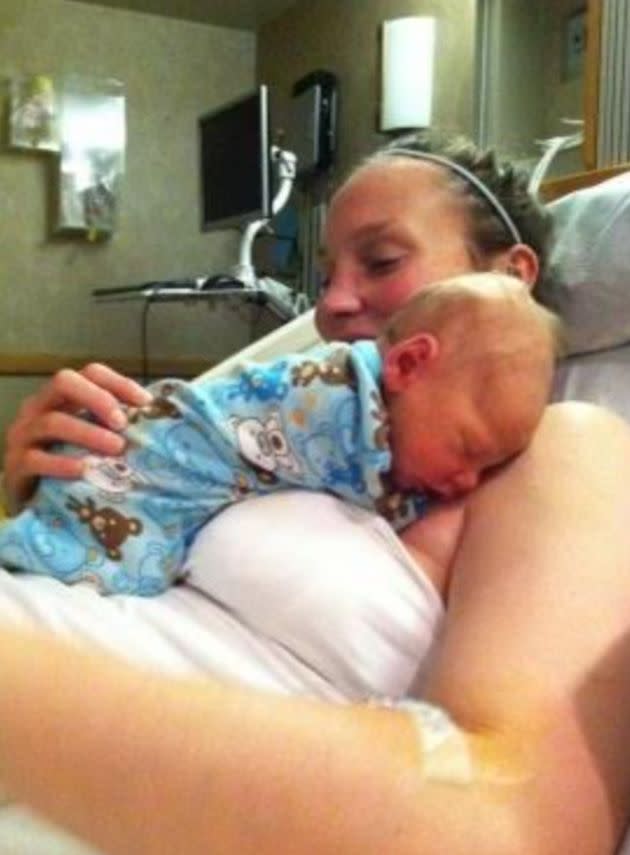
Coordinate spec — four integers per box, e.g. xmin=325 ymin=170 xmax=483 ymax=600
xmin=546 ymin=398 xmax=630 ymax=432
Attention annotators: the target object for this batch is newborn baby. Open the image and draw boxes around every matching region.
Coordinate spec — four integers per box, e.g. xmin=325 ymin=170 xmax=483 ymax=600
xmin=0 ymin=273 xmax=562 ymax=595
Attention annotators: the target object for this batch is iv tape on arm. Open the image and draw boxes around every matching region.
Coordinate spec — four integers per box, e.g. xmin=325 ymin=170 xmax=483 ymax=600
xmin=371 ymin=698 xmax=474 ymax=784
xmin=406 ymin=700 xmax=474 ymax=783
xmin=370 ymin=696 xmax=535 ymax=786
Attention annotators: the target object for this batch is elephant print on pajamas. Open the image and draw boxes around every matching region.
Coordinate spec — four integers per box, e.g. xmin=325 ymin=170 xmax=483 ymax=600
xmin=225 ymin=361 xmax=290 ymax=403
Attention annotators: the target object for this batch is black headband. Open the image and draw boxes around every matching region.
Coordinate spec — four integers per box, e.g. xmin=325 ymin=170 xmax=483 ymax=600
xmin=384 ymin=148 xmax=523 ymax=246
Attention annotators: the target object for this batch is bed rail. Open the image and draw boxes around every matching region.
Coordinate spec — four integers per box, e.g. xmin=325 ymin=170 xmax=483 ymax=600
xmin=541 ymin=163 xmax=630 ymax=202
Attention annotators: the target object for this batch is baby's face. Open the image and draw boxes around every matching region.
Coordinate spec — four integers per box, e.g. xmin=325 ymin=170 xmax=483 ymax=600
xmin=387 ymin=370 xmax=542 ymax=499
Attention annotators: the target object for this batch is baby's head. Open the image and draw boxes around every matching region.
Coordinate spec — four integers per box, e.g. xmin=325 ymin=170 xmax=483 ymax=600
xmin=380 ymin=273 xmax=564 ymax=498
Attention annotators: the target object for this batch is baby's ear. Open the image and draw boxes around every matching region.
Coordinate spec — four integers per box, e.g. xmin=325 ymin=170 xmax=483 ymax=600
xmin=382 ymin=333 xmax=440 ymax=393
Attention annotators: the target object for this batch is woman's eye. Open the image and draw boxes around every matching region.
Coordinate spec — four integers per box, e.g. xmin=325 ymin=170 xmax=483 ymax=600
xmin=366 ymin=257 xmax=402 ymax=276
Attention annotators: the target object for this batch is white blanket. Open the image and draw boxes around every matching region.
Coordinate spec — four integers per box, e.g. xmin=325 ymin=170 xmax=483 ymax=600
xmin=0 ymin=491 xmax=444 ymax=854
xmin=4 ymin=490 xmax=628 ymax=855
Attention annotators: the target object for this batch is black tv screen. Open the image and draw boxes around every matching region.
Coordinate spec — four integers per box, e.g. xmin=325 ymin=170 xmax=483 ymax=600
xmin=199 ymin=86 xmax=271 ymax=231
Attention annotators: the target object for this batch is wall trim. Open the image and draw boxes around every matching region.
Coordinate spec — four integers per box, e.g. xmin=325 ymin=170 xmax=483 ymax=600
xmin=0 ymin=354 xmax=214 ymax=379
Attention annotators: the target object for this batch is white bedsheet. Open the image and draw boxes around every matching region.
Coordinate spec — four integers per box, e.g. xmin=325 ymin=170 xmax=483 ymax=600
xmin=0 ymin=492 xmax=444 ymax=854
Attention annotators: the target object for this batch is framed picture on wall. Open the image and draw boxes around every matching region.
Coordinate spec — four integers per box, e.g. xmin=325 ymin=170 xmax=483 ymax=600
xmin=9 ymin=74 xmax=60 ymax=151
xmin=56 ymin=76 xmax=126 ymax=236
xmin=565 ymin=8 xmax=587 ymax=80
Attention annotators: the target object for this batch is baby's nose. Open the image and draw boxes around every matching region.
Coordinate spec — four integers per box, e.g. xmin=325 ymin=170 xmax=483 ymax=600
xmin=451 ymin=469 xmax=479 ymax=493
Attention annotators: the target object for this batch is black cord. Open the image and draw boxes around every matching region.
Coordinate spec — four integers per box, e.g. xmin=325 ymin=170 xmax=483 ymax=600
xmin=140 ymin=294 xmax=155 ymax=385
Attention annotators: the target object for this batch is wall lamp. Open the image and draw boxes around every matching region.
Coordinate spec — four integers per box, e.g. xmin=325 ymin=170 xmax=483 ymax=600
xmin=380 ymin=16 xmax=436 ymax=133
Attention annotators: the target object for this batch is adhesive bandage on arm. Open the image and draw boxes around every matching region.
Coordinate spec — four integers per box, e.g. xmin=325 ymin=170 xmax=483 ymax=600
xmin=399 ymin=699 xmax=474 ymax=784
xmin=371 ymin=696 xmax=535 ymax=787
xmin=371 ymin=697 xmax=474 ymax=785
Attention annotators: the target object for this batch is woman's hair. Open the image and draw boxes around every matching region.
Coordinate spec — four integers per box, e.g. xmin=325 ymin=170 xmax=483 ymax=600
xmin=361 ymin=130 xmax=555 ymax=294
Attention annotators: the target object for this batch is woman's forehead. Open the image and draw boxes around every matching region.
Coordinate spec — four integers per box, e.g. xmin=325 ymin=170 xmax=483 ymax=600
xmin=326 ymin=160 xmax=465 ymax=243
xmin=336 ymin=159 xmax=447 ymax=204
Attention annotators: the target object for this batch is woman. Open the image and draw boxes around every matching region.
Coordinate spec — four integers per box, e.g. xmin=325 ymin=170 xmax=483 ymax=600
xmin=2 ymin=134 xmax=630 ymax=855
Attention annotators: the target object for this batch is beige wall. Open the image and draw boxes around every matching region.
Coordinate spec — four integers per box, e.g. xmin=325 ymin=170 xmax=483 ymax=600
xmin=482 ymin=0 xmax=584 ymax=173
xmin=541 ymin=0 xmax=585 ymax=177
xmin=482 ymin=0 xmax=547 ymax=161
xmin=0 ymin=0 xmax=266 ymax=444
xmin=0 ymin=0 xmax=481 ymax=451
xmin=258 ymin=0 xmax=478 ymax=184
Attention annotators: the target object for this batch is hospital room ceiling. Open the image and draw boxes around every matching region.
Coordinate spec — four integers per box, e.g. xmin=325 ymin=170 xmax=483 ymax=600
xmin=69 ymin=0 xmax=302 ymax=29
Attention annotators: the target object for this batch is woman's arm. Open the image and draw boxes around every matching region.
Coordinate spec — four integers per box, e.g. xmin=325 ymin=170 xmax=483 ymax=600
xmin=0 ymin=401 xmax=629 ymax=855
xmin=425 ymin=401 xmax=630 ymax=854
xmin=0 ymin=627 xmax=526 ymax=855
xmin=3 ymin=363 xmax=151 ymax=509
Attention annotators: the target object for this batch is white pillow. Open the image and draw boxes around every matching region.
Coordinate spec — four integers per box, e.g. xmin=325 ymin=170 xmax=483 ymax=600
xmin=552 ymin=343 xmax=630 ymax=423
xmin=544 ymin=171 xmax=630 ymax=355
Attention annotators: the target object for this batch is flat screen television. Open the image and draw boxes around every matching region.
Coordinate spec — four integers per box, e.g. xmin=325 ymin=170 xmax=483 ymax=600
xmin=199 ymin=85 xmax=271 ymax=231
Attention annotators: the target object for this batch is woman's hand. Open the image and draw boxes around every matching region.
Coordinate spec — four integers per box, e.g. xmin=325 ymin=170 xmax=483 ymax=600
xmin=4 ymin=363 xmax=152 ymax=508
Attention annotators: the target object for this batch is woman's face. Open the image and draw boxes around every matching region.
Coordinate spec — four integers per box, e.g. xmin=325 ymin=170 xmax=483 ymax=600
xmin=315 ymin=160 xmax=480 ymax=342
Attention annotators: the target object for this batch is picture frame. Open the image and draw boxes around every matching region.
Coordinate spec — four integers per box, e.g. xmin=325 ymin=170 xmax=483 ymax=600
xmin=565 ymin=8 xmax=587 ymax=80
xmin=56 ymin=76 xmax=126 ymax=236
xmin=8 ymin=74 xmax=60 ymax=151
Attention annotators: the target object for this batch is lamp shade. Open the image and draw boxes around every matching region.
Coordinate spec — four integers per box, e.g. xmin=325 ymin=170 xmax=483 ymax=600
xmin=380 ymin=16 xmax=436 ymax=132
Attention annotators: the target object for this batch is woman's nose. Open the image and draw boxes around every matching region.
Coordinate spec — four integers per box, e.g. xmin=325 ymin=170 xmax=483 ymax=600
xmin=319 ymin=268 xmax=363 ymax=314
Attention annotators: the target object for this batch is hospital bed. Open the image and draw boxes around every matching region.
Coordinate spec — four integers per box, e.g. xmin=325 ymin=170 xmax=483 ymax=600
xmin=0 ymin=167 xmax=629 ymax=854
